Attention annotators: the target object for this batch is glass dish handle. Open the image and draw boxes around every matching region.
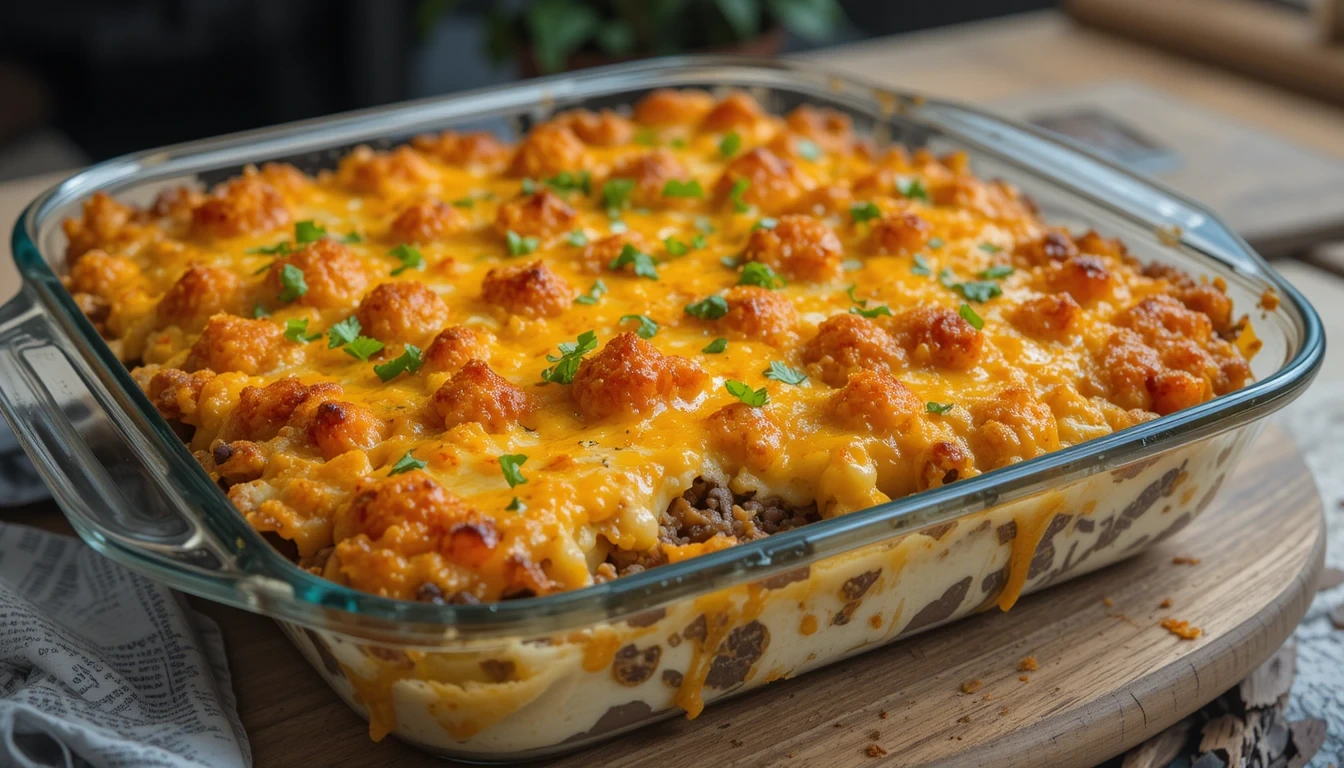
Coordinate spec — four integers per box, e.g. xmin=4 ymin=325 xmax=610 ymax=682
xmin=0 ymin=287 xmax=245 ymax=583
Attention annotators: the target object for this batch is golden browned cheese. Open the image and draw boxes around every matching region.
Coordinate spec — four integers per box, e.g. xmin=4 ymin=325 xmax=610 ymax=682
xmin=62 ymin=93 xmax=1256 ymax=603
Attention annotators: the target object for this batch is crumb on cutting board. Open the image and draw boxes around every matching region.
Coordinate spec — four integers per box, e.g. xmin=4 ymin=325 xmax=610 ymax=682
xmin=1017 ymin=655 xmax=1039 ymax=672
xmin=1160 ymin=617 xmax=1202 ymax=639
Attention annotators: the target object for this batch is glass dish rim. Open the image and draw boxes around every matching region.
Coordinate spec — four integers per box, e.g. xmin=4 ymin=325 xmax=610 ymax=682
xmin=8 ymin=55 xmax=1325 ymax=639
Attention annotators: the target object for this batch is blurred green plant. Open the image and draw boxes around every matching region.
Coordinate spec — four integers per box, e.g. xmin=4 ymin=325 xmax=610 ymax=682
xmin=418 ymin=0 xmax=847 ymax=74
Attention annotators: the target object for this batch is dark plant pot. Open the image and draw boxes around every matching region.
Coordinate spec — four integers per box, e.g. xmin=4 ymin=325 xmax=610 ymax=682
xmin=517 ymin=26 xmax=787 ymax=79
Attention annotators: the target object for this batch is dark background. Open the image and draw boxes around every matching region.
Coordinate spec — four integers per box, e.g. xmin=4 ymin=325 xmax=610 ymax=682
xmin=0 ymin=0 xmax=1052 ymax=176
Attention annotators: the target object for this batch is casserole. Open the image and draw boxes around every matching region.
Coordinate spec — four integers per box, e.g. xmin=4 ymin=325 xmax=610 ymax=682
xmin=0 ymin=58 xmax=1323 ymax=760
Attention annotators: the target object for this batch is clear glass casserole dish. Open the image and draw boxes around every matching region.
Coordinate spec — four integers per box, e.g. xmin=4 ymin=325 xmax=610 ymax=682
xmin=0 ymin=57 xmax=1324 ymax=761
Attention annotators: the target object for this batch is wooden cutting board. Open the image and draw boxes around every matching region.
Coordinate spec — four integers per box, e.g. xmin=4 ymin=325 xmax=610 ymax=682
xmin=183 ymin=423 xmax=1324 ymax=767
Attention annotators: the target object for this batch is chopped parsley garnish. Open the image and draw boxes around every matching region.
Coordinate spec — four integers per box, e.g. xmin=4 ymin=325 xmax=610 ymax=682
xmin=342 ymin=336 xmax=385 ymax=362
xmin=252 ymin=304 xmax=270 ymax=318
xmin=634 ymin=128 xmax=658 ymax=147
xmin=665 ymin=237 xmax=689 ymax=257
xmin=685 ymin=295 xmax=729 ymax=320
xmin=662 ymin=179 xmax=704 ymax=198
xmin=277 ymin=264 xmax=308 ymax=302
xmin=926 ymin=401 xmax=955 ymax=415
xmin=979 ymin=264 xmax=1014 ymax=279
xmin=283 ymin=318 xmax=322 ymax=344
xmin=294 ymin=220 xmax=327 ymax=244
xmin=719 ymin=131 xmax=742 ymax=158
xmin=327 ymin=317 xmax=362 ymax=349
xmin=566 ymin=230 xmax=588 ymax=247
xmin=246 ymin=241 xmax=292 ymax=256
xmin=541 ymin=331 xmax=598 ymax=384
xmin=725 ymin=380 xmax=769 ymax=407
xmin=842 ymin=258 xmax=863 ymax=271
xmin=620 ymin=314 xmax=659 ymax=339
xmin=751 ymin=217 xmax=778 ymax=231
xmin=729 ymin=178 xmax=750 ymax=213
xmin=797 ymin=138 xmax=822 ymax=161
xmin=451 ymin=196 xmax=476 ymax=208
xmin=670 ymin=137 xmax=688 ymax=149
xmin=691 ymin=233 xmax=707 ymax=249
xmin=341 ymin=231 xmax=364 ymax=244
xmin=927 ymin=237 xmax=944 ymax=250
xmin=608 ymin=244 xmax=658 ymax=280
xmin=763 ymin=361 xmax=807 ymax=385
xmin=850 ymin=201 xmax=882 ymax=223
xmin=506 ymin=230 xmax=539 ymax=256
xmin=703 ymin=337 xmax=728 ymax=353
xmin=978 ymin=242 xmax=1003 ymax=253
xmin=574 ymin=279 xmax=608 ymax=306
xmin=695 ymin=217 xmax=716 ymax=234
xmin=609 ymin=220 xmax=628 ymax=234
xmin=601 ymin=178 xmax=636 ymax=214
xmin=738 ymin=262 xmax=785 ymax=289
xmin=373 ymin=344 xmax=423 ymax=381
xmin=388 ymin=451 xmax=426 ymax=475
xmin=545 ymin=170 xmax=591 ymax=195
xmin=939 ymin=268 xmax=1002 ymax=302
xmin=499 ymin=454 xmax=528 ymax=487
xmin=388 ymin=244 xmax=425 ymax=276
xmin=506 ymin=497 xmax=527 ymax=513
xmin=912 ymin=254 xmax=933 ymax=276
xmin=719 ymin=255 xmax=739 ymax=269
xmin=846 ymin=284 xmax=893 ymax=318
xmin=896 ymin=177 xmax=930 ymax=202
xmin=521 ymin=178 xmax=537 ymax=195
xmin=959 ymin=302 xmax=985 ymax=330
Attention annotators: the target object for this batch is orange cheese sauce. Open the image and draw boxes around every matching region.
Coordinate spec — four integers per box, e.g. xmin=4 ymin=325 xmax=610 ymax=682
xmin=61 ymin=90 xmax=1253 ymax=604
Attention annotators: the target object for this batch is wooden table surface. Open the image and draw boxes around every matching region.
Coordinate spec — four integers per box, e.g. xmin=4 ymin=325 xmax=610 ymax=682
xmin=2 ymin=9 xmax=1344 ymax=767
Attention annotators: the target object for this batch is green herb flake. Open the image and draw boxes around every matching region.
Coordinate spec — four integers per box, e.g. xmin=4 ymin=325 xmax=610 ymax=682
xmin=978 ymin=242 xmax=1003 ymax=254
xmin=927 ymin=237 xmax=944 ymax=250
xmin=842 ymin=258 xmax=863 ymax=271
xmin=670 ymin=137 xmax=688 ymax=149
xmin=252 ymin=304 xmax=270 ymax=318
xmin=719 ymin=131 xmax=742 ymax=158
xmin=725 ymin=380 xmax=769 ymax=407
xmin=283 ymin=318 xmax=322 ymax=344
xmin=566 ymin=230 xmax=589 ymax=247
xmin=897 ymin=177 xmax=930 ymax=202
xmin=665 ymin=237 xmax=689 ymax=257
xmin=850 ymin=304 xmax=894 ymax=319
xmin=729 ymin=177 xmax=751 ymax=213
xmin=609 ymin=220 xmax=629 ymax=234
xmin=373 ymin=344 xmax=424 ymax=382
xmin=979 ymin=264 xmax=1014 ymax=280
xmin=702 ymin=337 xmax=728 ymax=354
xmin=685 ymin=295 xmax=729 ymax=320
xmin=763 ymin=361 xmax=807 ymax=386
xmin=506 ymin=497 xmax=527 ymax=513
xmin=327 ymin=317 xmax=362 ymax=349
xmin=608 ymin=243 xmax=658 ymax=280
xmin=751 ymin=217 xmax=778 ymax=231
xmin=574 ymin=279 xmax=608 ymax=306
xmin=342 ymin=336 xmax=385 ymax=362
xmin=277 ymin=263 xmax=309 ymax=303
xmin=634 ymin=129 xmax=658 ymax=147
xmin=912 ymin=254 xmax=933 ymax=276
xmin=499 ymin=454 xmax=528 ymax=487
xmin=850 ymin=201 xmax=882 ymax=223
xmin=451 ymin=197 xmax=476 ymax=209
xmin=541 ymin=330 xmax=598 ymax=385
xmin=691 ymin=233 xmax=707 ymax=250
xmin=506 ymin=230 xmax=540 ymax=256
xmin=695 ymin=217 xmax=716 ymax=234
xmin=797 ymin=138 xmax=822 ymax=161
xmin=341 ymin=231 xmax=364 ymax=244
xmin=662 ymin=179 xmax=704 ymax=199
xmin=620 ymin=314 xmax=659 ymax=339
xmin=601 ymin=178 xmax=636 ymax=213
xmin=520 ymin=178 xmax=536 ymax=195
xmin=959 ymin=302 xmax=985 ymax=330
xmin=389 ymin=243 xmax=426 ymax=276
xmin=926 ymin=401 xmax=955 ymax=415
xmin=294 ymin=220 xmax=327 ymax=244
xmin=545 ymin=170 xmax=591 ymax=195
xmin=738 ymin=262 xmax=785 ymax=289
xmin=719 ymin=255 xmax=739 ymax=269
xmin=956 ymin=280 xmax=1003 ymax=303
xmin=388 ymin=451 xmax=426 ymax=475
xmin=245 ymin=242 xmax=292 ymax=256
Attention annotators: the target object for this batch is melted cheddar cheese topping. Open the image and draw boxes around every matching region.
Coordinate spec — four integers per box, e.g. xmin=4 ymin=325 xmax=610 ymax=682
xmin=62 ymin=90 xmax=1252 ymax=603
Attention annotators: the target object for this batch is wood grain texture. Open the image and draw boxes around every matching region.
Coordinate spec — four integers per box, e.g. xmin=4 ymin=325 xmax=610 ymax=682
xmin=187 ymin=424 xmax=1322 ymax=768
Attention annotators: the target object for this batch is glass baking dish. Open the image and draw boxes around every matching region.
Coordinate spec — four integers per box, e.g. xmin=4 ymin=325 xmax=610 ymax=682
xmin=0 ymin=57 xmax=1324 ymax=760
